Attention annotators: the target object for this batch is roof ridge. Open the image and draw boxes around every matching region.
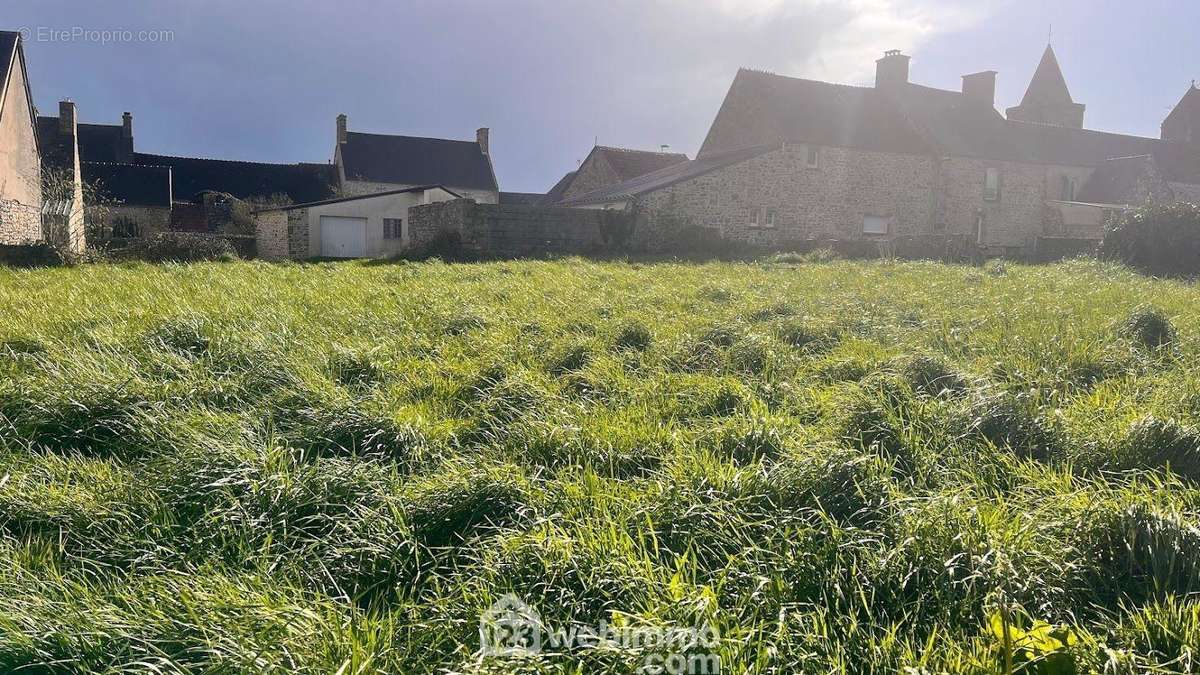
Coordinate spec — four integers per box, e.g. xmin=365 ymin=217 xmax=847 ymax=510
xmin=82 ymin=160 xmax=171 ymax=169
xmin=596 ymin=145 xmax=686 ymax=156
xmin=135 ymin=152 xmax=322 ymax=168
xmin=345 ymin=130 xmax=479 ymax=146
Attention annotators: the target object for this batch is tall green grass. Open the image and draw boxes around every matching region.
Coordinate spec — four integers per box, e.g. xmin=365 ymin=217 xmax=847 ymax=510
xmin=0 ymin=257 xmax=1198 ymax=672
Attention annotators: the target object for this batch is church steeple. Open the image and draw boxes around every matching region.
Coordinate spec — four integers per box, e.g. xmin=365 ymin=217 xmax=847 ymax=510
xmin=1162 ymin=83 xmax=1200 ymax=143
xmin=1006 ymin=44 xmax=1086 ymax=128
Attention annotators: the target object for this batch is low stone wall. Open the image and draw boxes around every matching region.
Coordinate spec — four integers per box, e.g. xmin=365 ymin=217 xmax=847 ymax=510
xmin=255 ymin=210 xmax=289 ymax=260
xmin=0 ymin=198 xmax=43 ymax=245
xmin=409 ymin=199 xmax=633 ymax=258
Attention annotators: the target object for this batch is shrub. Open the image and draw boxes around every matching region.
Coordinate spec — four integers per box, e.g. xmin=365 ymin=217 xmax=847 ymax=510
xmin=1098 ymin=201 xmax=1200 ymax=277
xmin=1116 ymin=305 xmax=1177 ymax=349
xmin=120 ymin=233 xmax=237 ymax=263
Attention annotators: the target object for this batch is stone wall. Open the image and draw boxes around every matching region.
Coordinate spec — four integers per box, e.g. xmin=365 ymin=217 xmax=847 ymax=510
xmin=409 ymin=199 xmax=632 ymax=258
xmin=637 ymin=145 xmax=937 ymax=245
xmin=0 ymin=199 xmax=42 ymax=245
xmin=561 ymin=153 xmax=619 ymax=201
xmin=287 ymin=209 xmax=310 ymax=257
xmin=939 ymin=157 xmax=1046 ymax=250
xmin=98 ymin=205 xmax=171 ymax=239
xmin=255 ymin=210 xmax=289 ymax=260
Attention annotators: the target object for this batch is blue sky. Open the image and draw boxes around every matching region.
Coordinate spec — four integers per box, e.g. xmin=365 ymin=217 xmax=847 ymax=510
xmin=9 ymin=0 xmax=1199 ymax=193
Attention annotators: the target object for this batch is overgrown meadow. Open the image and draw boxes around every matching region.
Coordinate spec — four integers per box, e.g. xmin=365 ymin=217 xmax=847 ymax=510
xmin=0 ymin=256 xmax=1198 ymax=673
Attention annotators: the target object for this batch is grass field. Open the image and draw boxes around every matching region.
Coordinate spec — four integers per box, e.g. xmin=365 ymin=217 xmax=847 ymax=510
xmin=0 ymin=256 xmax=1198 ymax=673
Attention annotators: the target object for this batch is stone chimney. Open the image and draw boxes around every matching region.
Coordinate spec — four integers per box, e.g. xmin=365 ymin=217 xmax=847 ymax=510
xmin=962 ymin=71 xmax=997 ymax=108
xmin=875 ymin=50 xmax=910 ymax=90
xmin=336 ymin=114 xmax=347 ymax=144
xmin=118 ymin=112 xmax=134 ymax=163
xmin=477 ymin=127 xmax=490 ymax=155
xmin=58 ymin=100 xmax=77 ymax=137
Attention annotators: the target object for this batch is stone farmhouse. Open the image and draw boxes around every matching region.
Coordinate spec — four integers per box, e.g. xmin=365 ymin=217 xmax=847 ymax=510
xmin=555 ymin=46 xmax=1200 ymax=255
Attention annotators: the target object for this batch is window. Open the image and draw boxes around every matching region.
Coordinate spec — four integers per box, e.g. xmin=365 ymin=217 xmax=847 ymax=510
xmin=1060 ymin=175 xmax=1077 ymax=201
xmin=975 ymin=211 xmax=986 ymax=246
xmin=984 ymin=168 xmax=1001 ymax=201
xmin=708 ymin=192 xmax=720 ymax=208
xmin=764 ymin=209 xmax=777 ymax=229
xmin=748 ymin=207 xmax=760 ymax=228
xmin=805 ymin=146 xmax=820 ymax=168
xmin=111 ymin=217 xmax=140 ymax=239
xmin=383 ymin=218 xmax=403 ymax=240
xmin=863 ymin=215 xmax=889 ymax=235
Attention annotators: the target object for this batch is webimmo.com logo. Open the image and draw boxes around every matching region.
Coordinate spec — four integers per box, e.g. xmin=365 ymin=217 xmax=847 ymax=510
xmin=478 ymin=594 xmax=721 ymax=674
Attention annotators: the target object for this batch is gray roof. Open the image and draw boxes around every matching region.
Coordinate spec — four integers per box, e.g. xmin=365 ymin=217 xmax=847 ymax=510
xmin=584 ymin=146 xmax=689 ymax=182
xmin=133 ymin=152 xmax=337 ymax=204
xmin=340 ymin=132 xmax=498 ymax=192
xmin=543 ymin=171 xmax=577 ymax=204
xmin=559 ymin=145 xmax=776 ymax=206
xmin=84 ymin=162 xmax=173 ymax=207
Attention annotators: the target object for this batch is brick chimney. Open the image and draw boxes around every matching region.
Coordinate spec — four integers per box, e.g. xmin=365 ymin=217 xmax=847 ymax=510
xmin=118 ymin=112 xmax=134 ymax=163
xmin=58 ymin=100 xmax=77 ymax=137
xmin=875 ymin=50 xmax=910 ymax=90
xmin=962 ymin=71 xmax=997 ymax=108
xmin=336 ymin=114 xmax=347 ymax=144
xmin=476 ymin=127 xmax=490 ymax=155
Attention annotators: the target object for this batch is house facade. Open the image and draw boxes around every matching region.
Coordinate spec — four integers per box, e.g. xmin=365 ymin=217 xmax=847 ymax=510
xmin=0 ymin=31 xmax=43 ymax=248
xmin=562 ymin=46 xmax=1200 ymax=254
xmin=555 ymin=145 xmax=688 ymax=202
xmin=334 ymin=115 xmax=499 ymax=204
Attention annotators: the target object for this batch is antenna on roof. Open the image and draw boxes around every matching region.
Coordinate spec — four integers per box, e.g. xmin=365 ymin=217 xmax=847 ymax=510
xmin=1047 ymin=24 xmax=1052 ymax=45
xmin=661 ymin=144 xmax=670 ymax=153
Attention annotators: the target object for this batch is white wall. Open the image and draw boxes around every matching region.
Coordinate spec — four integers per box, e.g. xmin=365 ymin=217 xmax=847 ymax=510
xmin=305 ymin=187 xmax=457 ymax=257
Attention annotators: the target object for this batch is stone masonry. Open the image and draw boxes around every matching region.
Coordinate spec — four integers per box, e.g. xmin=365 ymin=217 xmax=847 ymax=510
xmin=0 ymin=199 xmax=42 ymax=245
xmin=409 ymin=199 xmax=631 ymax=258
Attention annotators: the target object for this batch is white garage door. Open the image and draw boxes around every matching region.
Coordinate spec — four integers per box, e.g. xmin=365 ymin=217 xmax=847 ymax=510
xmin=320 ymin=216 xmax=368 ymax=258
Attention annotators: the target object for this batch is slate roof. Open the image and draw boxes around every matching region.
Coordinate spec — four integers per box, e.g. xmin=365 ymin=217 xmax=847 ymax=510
xmin=698 ymin=69 xmax=935 ymax=158
xmin=0 ymin=32 xmax=37 ymax=156
xmin=542 ymin=171 xmax=577 ymax=205
xmin=560 ymin=145 xmax=776 ymax=207
xmin=37 ymin=117 xmax=128 ymax=164
xmin=83 ymin=162 xmax=172 ymax=207
xmin=1017 ymin=45 xmax=1077 ymax=109
xmin=133 ymin=153 xmax=337 ymax=204
xmin=586 ymin=146 xmax=688 ymax=182
xmin=339 ymin=132 xmax=498 ymax=192
xmin=696 ymin=65 xmax=1200 ymax=179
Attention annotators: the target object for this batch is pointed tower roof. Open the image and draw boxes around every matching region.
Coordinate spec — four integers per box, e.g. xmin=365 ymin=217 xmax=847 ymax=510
xmin=1019 ymin=44 xmax=1077 ymax=107
xmin=1006 ymin=44 xmax=1085 ymax=128
xmin=1162 ymin=83 xmax=1200 ymax=142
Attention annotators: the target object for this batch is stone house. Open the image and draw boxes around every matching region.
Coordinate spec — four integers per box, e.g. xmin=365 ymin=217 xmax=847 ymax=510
xmin=333 ymin=114 xmax=499 ymax=204
xmin=562 ymin=46 xmax=1200 ymax=254
xmin=0 ymin=31 xmax=44 ymax=249
xmin=553 ymin=145 xmax=688 ymax=202
xmin=254 ymin=185 xmax=458 ymax=259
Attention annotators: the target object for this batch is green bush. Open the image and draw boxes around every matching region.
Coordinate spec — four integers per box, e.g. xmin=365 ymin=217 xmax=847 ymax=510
xmin=1098 ymin=201 xmax=1200 ymax=277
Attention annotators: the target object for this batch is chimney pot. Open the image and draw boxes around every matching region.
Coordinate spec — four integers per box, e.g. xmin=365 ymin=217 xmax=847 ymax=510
xmin=962 ymin=71 xmax=998 ymax=108
xmin=58 ymin=100 xmax=77 ymax=137
xmin=336 ymin=114 xmax=347 ymax=144
xmin=477 ymin=127 xmax=490 ymax=155
xmin=875 ymin=50 xmax=910 ymax=90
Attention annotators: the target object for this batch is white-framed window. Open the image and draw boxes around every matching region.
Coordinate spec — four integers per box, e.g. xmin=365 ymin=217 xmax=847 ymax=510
xmin=805 ymin=146 xmax=820 ymax=168
xmin=748 ymin=207 xmax=760 ymax=228
xmin=984 ymin=167 xmax=1001 ymax=201
xmin=1060 ymin=175 xmax=1077 ymax=201
xmin=383 ymin=217 xmax=403 ymax=240
xmin=764 ymin=209 xmax=777 ymax=229
xmin=975 ymin=211 xmax=986 ymax=245
xmin=863 ymin=215 xmax=890 ymax=235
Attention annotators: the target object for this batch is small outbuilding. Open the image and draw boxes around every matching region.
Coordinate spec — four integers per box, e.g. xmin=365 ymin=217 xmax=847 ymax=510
xmin=254 ymin=185 xmax=459 ymax=259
